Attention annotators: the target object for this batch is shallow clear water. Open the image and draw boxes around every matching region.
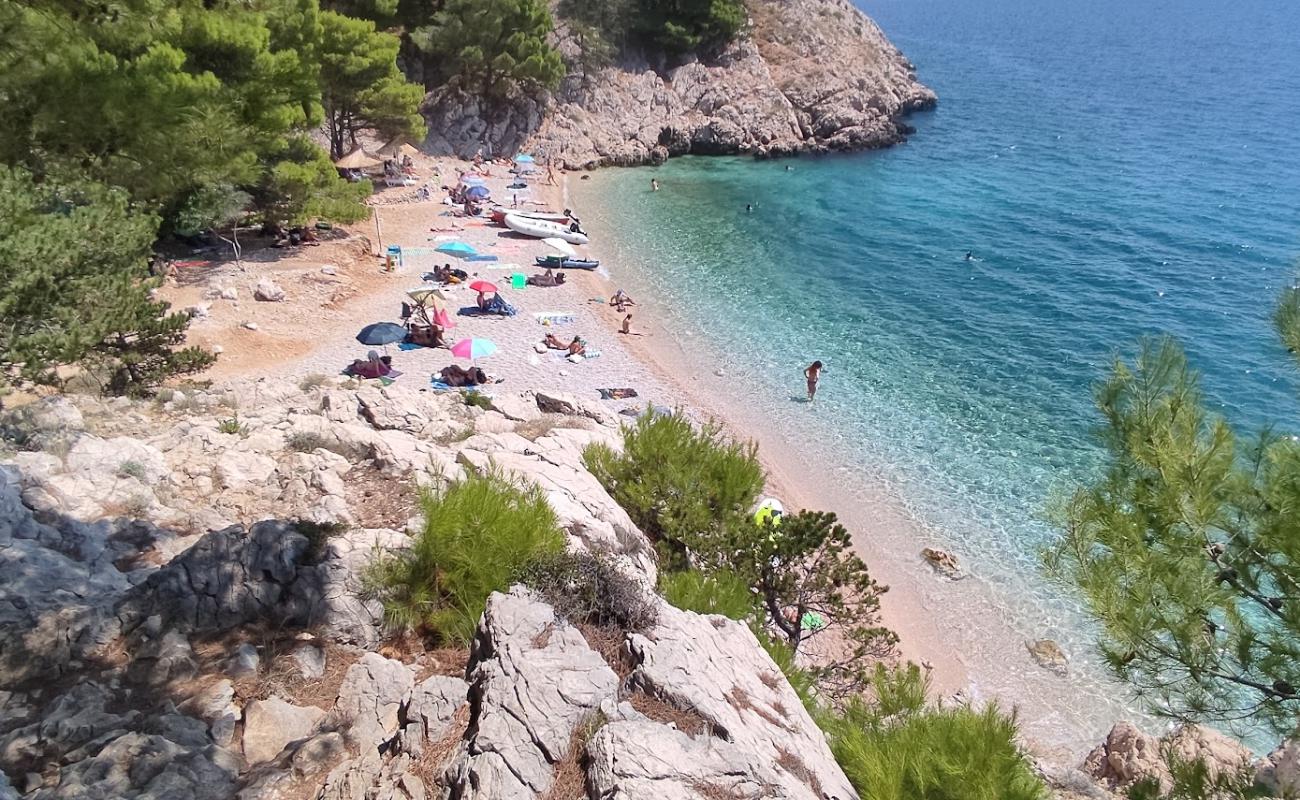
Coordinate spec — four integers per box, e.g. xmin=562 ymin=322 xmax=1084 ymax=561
xmin=572 ymin=0 xmax=1300 ymax=747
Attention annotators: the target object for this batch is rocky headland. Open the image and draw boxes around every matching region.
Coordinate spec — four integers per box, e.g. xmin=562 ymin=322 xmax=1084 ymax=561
xmin=2 ymin=380 xmax=1298 ymax=799
xmin=422 ymin=0 xmax=937 ymax=168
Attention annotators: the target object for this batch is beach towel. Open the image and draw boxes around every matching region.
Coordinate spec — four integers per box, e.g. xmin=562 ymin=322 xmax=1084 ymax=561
xmin=535 ymin=312 xmax=576 ymax=326
xmin=483 ymin=295 xmax=518 ymax=316
xmin=430 ymin=378 xmax=491 ymax=398
xmin=466 ymin=254 xmax=498 ymax=262
xmin=599 ymin=388 xmax=639 ymax=400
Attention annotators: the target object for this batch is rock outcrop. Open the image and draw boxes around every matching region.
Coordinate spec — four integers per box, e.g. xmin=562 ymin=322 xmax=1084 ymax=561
xmin=1081 ymin=720 xmax=1255 ymax=794
xmin=422 ymin=0 xmax=935 ymax=167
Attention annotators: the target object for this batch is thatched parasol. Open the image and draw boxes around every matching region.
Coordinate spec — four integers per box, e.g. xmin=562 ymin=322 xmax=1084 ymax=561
xmin=334 ymin=148 xmax=382 ymax=170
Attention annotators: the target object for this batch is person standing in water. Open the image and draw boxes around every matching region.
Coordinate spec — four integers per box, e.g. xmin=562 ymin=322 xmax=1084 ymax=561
xmin=804 ymin=360 xmax=823 ymax=402
xmin=746 ymin=204 xmax=753 ymax=213
xmin=651 ymin=178 xmax=659 ymax=191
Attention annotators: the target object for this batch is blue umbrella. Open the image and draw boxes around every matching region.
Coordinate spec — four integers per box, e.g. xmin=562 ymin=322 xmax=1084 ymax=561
xmin=514 ymin=154 xmax=535 ymax=163
xmin=356 ymin=322 xmax=407 ymax=346
xmin=435 ymin=241 xmax=478 ymax=258
xmin=465 ymin=185 xmax=491 ymax=200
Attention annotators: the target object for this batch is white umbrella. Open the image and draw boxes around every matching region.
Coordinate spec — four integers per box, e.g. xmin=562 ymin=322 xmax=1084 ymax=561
xmin=542 ymin=237 xmax=577 ymax=258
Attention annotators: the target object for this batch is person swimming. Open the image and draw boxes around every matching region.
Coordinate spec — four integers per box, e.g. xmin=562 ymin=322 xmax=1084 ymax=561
xmin=651 ymin=178 xmax=659 ymax=191
xmin=965 ymin=251 xmax=973 ymax=260
xmin=746 ymin=204 xmax=753 ymax=213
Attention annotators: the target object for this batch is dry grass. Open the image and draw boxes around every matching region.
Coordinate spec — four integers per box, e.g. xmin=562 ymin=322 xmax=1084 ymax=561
xmin=627 ymin=691 xmax=711 ymax=737
xmin=576 ymin=623 xmax=631 ymax=679
xmin=531 ymin=623 xmax=555 ymax=649
xmin=190 ymin=628 xmax=360 ymax=710
xmin=689 ymin=781 xmax=750 ymax=800
xmin=513 ymin=414 xmax=593 ymax=442
xmin=757 ymin=671 xmax=782 ymax=690
xmin=409 ymin=703 xmax=471 ymax=791
xmin=725 ymin=685 xmax=794 ymax=733
xmin=539 ymin=713 xmax=605 ymax=800
xmin=775 ymin=746 xmax=824 ymax=799
xmin=344 ymin=464 xmax=419 ymax=530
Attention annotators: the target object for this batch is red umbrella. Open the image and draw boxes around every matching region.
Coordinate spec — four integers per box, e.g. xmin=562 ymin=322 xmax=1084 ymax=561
xmin=469 ymin=280 xmax=498 ymax=293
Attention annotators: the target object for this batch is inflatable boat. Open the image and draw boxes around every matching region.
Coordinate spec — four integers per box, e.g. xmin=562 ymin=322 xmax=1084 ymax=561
xmin=535 ymin=255 xmax=600 ymax=270
xmin=504 ymin=213 xmax=590 ymax=245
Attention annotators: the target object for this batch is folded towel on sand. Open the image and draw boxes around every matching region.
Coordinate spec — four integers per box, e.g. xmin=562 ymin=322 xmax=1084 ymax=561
xmin=535 ymin=312 xmax=576 ymax=325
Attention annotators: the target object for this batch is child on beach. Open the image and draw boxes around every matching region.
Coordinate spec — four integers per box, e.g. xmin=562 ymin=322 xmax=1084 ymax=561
xmin=621 ymin=314 xmax=632 ymax=334
xmin=804 ymin=360 xmax=823 ymax=402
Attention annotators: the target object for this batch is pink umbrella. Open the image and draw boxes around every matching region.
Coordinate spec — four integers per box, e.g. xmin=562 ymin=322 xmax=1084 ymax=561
xmin=468 ymin=280 xmax=498 ymax=293
xmin=450 ymin=338 xmax=497 ymax=360
xmin=433 ymin=308 xmax=456 ymax=328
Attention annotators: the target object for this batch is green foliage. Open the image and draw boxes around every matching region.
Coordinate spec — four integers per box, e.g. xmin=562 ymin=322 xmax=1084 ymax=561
xmin=630 ymin=0 xmax=746 ymax=55
xmin=0 ymin=0 xmax=404 ymax=231
xmin=259 ymin=136 xmax=373 ymax=226
xmin=0 ymin=167 xmax=213 ymax=393
xmin=519 ymin=550 xmax=659 ymax=633
xmin=294 ymin=518 xmax=348 ymax=565
xmin=318 ymin=11 xmax=426 ymax=159
xmin=660 ymin=569 xmax=759 ymax=622
xmin=117 ymin=460 xmax=148 ymax=481
xmin=820 ymin=664 xmax=1046 ymax=800
xmin=217 ymin=415 xmax=246 ymax=436
xmin=583 ymin=410 xmax=764 ymax=569
xmin=366 ymin=470 xmax=564 ymax=643
xmin=420 ymin=0 xmax=564 ymax=100
xmin=1045 ymin=333 xmax=1300 ymax=736
xmin=462 ymin=390 xmax=493 ymax=410
xmin=1126 ymin=746 xmax=1263 ymax=800
xmin=722 ymin=510 xmax=894 ymax=663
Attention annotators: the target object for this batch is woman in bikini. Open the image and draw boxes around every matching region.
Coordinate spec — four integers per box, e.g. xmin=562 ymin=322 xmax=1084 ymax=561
xmin=804 ymin=360 xmax=823 ymax=402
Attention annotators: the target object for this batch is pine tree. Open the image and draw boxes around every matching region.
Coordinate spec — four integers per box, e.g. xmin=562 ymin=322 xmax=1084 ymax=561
xmin=421 ymin=0 xmax=564 ymax=102
xmin=318 ymin=10 xmax=428 ymax=160
xmin=0 ymin=167 xmax=213 ymax=394
xmin=1046 ymin=311 xmax=1300 ymax=736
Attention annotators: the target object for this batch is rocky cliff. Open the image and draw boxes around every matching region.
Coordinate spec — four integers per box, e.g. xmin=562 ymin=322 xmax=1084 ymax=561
xmin=422 ymin=0 xmax=936 ymax=168
xmin=0 ymin=381 xmax=854 ymax=799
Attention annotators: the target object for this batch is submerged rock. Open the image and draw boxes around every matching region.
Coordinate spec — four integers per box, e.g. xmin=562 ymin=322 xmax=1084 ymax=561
xmin=921 ymin=546 xmax=963 ymax=579
xmin=1026 ymin=639 xmax=1069 ymax=675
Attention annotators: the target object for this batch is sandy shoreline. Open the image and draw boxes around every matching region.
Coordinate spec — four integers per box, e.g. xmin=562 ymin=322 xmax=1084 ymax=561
xmin=165 ymin=155 xmax=1122 ymax=757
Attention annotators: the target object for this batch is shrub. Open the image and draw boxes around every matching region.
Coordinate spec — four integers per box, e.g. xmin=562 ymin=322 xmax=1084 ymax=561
xmin=660 ymin=569 xmax=758 ymax=623
xmin=584 ymin=410 xmax=764 ymax=569
xmin=462 ymin=390 xmax=493 ymax=410
xmin=365 ymin=470 xmax=564 ymax=643
xmin=294 ymin=519 xmax=348 ymax=565
xmin=116 ymin=460 xmax=148 ymax=480
xmin=298 ymin=373 xmax=329 ymax=391
xmin=286 ymin=430 xmax=344 ymax=454
xmin=820 ymin=664 xmax=1046 ymax=800
xmin=217 ymin=415 xmax=246 ymax=436
xmin=520 ymin=550 xmax=658 ymax=633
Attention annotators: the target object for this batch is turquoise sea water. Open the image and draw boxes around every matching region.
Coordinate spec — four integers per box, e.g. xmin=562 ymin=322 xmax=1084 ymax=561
xmin=573 ymin=0 xmax=1300 ymax=747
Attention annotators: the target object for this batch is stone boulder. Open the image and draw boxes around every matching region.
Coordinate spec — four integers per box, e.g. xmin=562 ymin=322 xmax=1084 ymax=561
xmin=626 ymin=602 xmax=855 ymax=800
xmin=0 ymin=471 xmax=128 ymax=684
xmin=587 ymin=720 xmax=797 ymax=800
xmin=533 ymin=391 xmax=610 ymax=425
xmin=1081 ymin=721 xmax=1168 ymax=790
xmin=1258 ymin=738 xmax=1300 ymax=796
xmin=921 ymin=547 xmax=963 ymax=579
xmin=242 ymin=696 xmax=326 ymax=765
xmin=289 ymin=528 xmax=408 ymax=648
xmin=355 ymin=385 xmax=461 ymax=440
xmin=116 ymin=520 xmax=310 ymax=635
xmin=1026 ymin=639 xmax=1069 ymax=676
xmin=399 ymin=675 xmax=468 ymax=758
xmin=214 ymin=450 xmax=278 ymax=491
xmin=1163 ymin=724 xmax=1253 ymax=785
xmin=444 ymin=588 xmax=619 ymax=799
xmin=253 ymin=278 xmax=286 ymax=302
xmin=326 ymin=652 xmax=416 ymax=752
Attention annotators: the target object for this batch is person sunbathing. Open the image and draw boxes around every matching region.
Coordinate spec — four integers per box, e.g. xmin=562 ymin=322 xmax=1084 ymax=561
xmin=567 ymin=336 xmax=586 ymax=357
xmin=347 ymin=351 xmax=392 ymax=379
xmin=438 ymin=365 xmax=488 ymax=387
xmin=543 ymin=333 xmax=568 ymax=350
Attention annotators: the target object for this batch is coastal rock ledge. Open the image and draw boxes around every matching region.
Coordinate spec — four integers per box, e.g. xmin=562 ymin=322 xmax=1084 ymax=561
xmin=422 ymin=0 xmax=937 ymax=168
